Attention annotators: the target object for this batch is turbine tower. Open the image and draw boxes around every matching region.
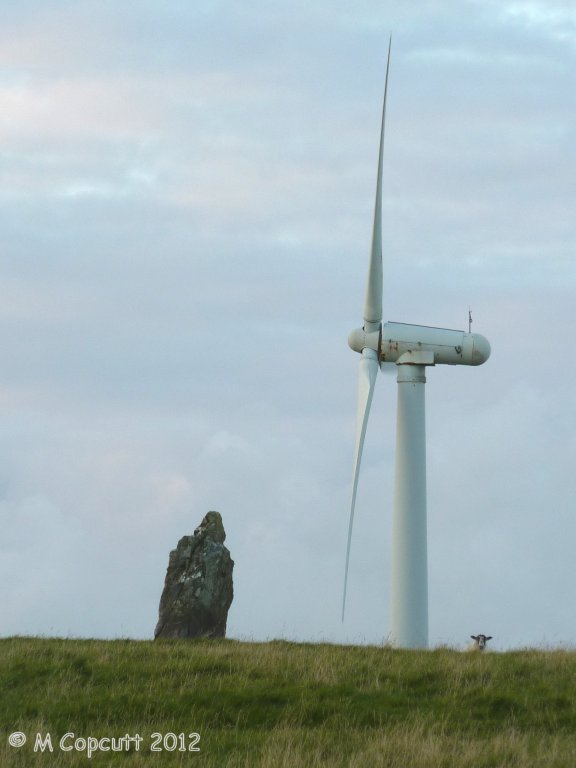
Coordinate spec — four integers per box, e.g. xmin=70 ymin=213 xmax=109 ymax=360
xmin=342 ymin=42 xmax=491 ymax=649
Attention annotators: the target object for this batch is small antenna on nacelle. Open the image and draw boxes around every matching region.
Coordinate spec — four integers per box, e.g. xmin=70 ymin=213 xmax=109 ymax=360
xmin=468 ymin=308 xmax=472 ymax=334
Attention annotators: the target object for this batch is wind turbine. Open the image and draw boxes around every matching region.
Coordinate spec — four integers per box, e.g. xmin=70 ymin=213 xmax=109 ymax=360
xmin=342 ymin=42 xmax=491 ymax=649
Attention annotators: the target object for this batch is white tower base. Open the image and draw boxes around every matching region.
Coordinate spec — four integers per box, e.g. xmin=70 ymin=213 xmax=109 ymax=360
xmin=390 ymin=363 xmax=428 ymax=649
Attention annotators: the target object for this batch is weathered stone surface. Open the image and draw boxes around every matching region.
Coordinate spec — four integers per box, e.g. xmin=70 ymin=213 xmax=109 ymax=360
xmin=154 ymin=511 xmax=234 ymax=639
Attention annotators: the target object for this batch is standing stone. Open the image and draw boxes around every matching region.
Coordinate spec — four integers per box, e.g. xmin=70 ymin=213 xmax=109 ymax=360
xmin=154 ymin=511 xmax=234 ymax=639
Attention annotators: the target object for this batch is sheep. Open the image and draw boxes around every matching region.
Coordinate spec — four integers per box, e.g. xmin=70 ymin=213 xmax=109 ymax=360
xmin=468 ymin=634 xmax=492 ymax=651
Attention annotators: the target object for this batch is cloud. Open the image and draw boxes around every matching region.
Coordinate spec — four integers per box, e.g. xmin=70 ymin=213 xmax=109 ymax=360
xmin=0 ymin=0 xmax=574 ymax=649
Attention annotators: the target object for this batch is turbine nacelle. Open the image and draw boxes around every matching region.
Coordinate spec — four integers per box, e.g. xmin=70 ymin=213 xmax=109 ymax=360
xmin=348 ymin=321 xmax=491 ymax=367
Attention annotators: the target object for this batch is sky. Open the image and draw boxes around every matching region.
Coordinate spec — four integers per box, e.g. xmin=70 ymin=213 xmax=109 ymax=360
xmin=1 ymin=0 xmax=575 ymax=650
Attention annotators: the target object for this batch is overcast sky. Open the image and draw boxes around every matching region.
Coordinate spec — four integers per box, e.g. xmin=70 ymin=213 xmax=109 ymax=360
xmin=1 ymin=0 xmax=575 ymax=650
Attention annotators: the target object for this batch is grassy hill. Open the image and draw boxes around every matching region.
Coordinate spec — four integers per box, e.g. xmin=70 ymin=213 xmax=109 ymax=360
xmin=1 ymin=636 xmax=575 ymax=766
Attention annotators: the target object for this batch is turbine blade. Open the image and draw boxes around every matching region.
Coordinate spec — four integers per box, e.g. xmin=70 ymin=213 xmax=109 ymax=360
xmin=342 ymin=348 xmax=379 ymax=620
xmin=363 ymin=37 xmax=391 ymax=331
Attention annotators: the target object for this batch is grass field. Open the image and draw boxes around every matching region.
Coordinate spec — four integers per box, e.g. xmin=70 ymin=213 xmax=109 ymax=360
xmin=1 ymin=636 xmax=575 ymax=766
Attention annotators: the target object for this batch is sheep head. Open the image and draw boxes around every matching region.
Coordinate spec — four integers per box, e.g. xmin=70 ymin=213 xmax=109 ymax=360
xmin=470 ymin=634 xmax=492 ymax=651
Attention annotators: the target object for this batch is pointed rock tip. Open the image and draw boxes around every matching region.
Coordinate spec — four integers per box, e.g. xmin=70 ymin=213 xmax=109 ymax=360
xmin=194 ymin=510 xmax=226 ymax=543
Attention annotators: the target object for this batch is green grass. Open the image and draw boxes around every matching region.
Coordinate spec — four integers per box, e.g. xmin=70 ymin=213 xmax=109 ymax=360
xmin=1 ymin=637 xmax=575 ymax=766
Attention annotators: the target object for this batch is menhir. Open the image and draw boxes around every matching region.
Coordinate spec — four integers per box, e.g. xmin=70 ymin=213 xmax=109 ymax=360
xmin=154 ymin=511 xmax=234 ymax=639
